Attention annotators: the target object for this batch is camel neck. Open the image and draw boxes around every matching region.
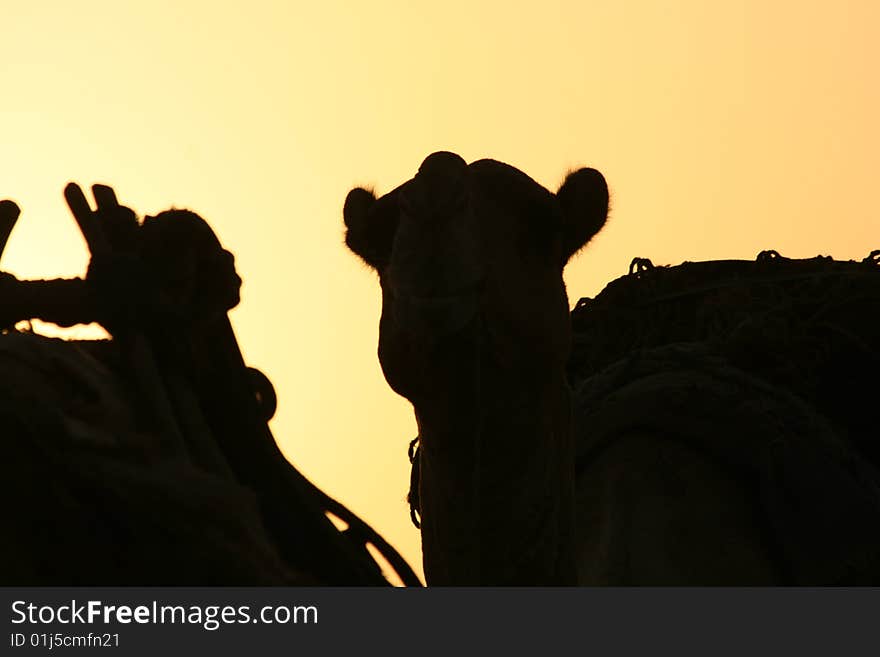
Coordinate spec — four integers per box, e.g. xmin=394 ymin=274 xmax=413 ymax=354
xmin=414 ymin=365 xmax=577 ymax=585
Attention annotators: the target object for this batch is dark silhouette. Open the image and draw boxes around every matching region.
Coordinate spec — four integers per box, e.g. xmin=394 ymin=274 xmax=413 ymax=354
xmin=1 ymin=184 xmax=420 ymax=586
xmin=345 ymin=151 xmax=880 ymax=585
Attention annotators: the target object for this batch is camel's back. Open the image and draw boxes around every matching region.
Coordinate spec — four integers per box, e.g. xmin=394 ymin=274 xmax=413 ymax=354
xmin=0 ymin=332 xmax=299 ymax=584
xmin=567 ymin=252 xmax=880 ymax=584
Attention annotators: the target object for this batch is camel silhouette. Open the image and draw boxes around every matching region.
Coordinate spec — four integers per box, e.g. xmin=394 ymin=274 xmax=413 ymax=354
xmin=345 ymin=151 xmax=880 ymax=585
xmin=3 ymin=160 xmax=877 ymax=586
xmin=0 ymin=185 xmax=419 ymax=586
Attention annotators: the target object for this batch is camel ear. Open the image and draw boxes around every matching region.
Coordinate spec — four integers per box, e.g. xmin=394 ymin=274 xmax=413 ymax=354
xmin=344 ymin=187 xmax=395 ymax=270
xmin=555 ymin=168 xmax=608 ymax=265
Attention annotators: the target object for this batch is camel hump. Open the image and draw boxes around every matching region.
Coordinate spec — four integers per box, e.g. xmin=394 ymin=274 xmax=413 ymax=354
xmin=570 ymin=252 xmax=880 ymax=584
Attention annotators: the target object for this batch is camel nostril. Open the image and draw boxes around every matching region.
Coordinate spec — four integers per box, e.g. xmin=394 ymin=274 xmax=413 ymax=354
xmin=418 ymin=151 xmax=467 ymax=177
xmin=409 ymin=152 xmax=469 ymax=218
xmin=417 ymin=152 xmax=467 ymax=188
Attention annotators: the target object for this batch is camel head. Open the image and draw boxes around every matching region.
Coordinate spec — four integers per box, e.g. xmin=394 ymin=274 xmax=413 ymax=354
xmin=345 ymin=151 xmax=608 ymax=400
xmin=344 ymin=151 xmax=608 ymax=583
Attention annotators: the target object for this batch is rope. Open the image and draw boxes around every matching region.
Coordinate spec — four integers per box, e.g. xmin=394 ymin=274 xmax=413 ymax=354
xmin=314 ymin=485 xmax=423 ymax=587
xmin=407 ymin=436 xmax=421 ymax=529
xmin=628 ymin=257 xmax=654 ymax=275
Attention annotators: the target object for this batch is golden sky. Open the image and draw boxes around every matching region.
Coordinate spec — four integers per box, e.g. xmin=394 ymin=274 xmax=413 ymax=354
xmin=1 ymin=1 xmax=877 ymax=582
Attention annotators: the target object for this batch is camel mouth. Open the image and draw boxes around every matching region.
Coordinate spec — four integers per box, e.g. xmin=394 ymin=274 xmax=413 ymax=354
xmin=400 ymin=152 xmax=470 ymax=221
xmin=417 ymin=151 xmax=468 ymax=179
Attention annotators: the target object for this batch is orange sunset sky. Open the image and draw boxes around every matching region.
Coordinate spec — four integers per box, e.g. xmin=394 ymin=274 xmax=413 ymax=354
xmin=1 ymin=1 xmax=877 ymax=581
